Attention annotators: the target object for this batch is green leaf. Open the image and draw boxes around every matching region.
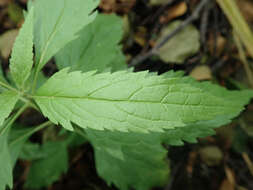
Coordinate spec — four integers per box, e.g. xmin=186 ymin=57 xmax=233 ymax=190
xmin=33 ymin=0 xmax=99 ymax=71
xmin=86 ymin=129 xmax=169 ymax=190
xmin=157 ymin=20 xmax=200 ymax=64
xmin=0 ymin=131 xmax=13 ymax=190
xmin=25 ymin=141 xmax=68 ymax=189
xmin=55 ymin=14 xmax=126 ymax=73
xmin=8 ymin=124 xmax=37 ymax=165
xmin=34 ymin=68 xmax=253 ymax=132
xmin=9 ymin=7 xmax=34 ymax=89
xmin=19 ymin=141 xmax=46 ymax=161
xmin=160 ymin=116 xmax=229 ymax=145
xmin=0 ymin=91 xmax=19 ymax=126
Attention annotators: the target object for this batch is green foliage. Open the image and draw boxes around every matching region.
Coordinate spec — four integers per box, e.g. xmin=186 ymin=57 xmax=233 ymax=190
xmin=10 ymin=7 xmax=34 ymax=89
xmin=8 ymin=124 xmax=38 ymax=165
xmin=32 ymin=0 xmax=99 ymax=71
xmin=55 ymin=14 xmax=126 ymax=72
xmin=19 ymin=142 xmax=46 ymax=161
xmin=87 ymin=129 xmax=169 ymax=190
xmin=0 ymin=1 xmax=252 ymax=190
xmin=25 ymin=141 xmax=68 ymax=189
xmin=0 ymin=91 xmax=18 ymax=126
xmin=0 ymin=131 xmax=13 ymax=190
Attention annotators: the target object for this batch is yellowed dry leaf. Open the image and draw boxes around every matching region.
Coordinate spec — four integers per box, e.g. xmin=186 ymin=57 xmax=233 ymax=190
xmin=190 ymin=65 xmax=212 ymax=81
xmin=0 ymin=29 xmax=19 ymax=59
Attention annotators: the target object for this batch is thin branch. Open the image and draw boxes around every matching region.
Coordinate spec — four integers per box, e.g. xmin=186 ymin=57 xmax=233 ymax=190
xmin=0 ymin=103 xmax=29 ymax=135
xmin=242 ymin=152 xmax=253 ymax=177
xmin=9 ymin=120 xmax=52 ymax=146
xmin=129 ymin=0 xmax=210 ymax=67
xmin=142 ymin=0 xmax=175 ymax=25
xmin=0 ymin=80 xmax=19 ymax=93
xmin=200 ymin=1 xmax=212 ymax=53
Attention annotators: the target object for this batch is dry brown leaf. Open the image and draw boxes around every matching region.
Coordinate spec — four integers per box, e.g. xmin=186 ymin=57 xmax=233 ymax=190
xmin=99 ymin=0 xmax=135 ymax=13
xmin=219 ymin=179 xmax=235 ymax=190
xmin=237 ymin=0 xmax=253 ymax=23
xmin=99 ymin=0 xmax=116 ymax=12
xmin=208 ymin=34 xmax=226 ymax=56
xmin=134 ymin=26 xmax=147 ymax=47
xmin=0 ymin=29 xmax=18 ymax=59
xmin=190 ymin=65 xmax=212 ymax=81
xmin=242 ymin=152 xmax=253 ymax=176
xmin=225 ymin=166 xmax=236 ymax=186
xmin=199 ymin=146 xmax=223 ymax=166
xmin=160 ymin=2 xmax=187 ymax=23
xmin=0 ymin=0 xmax=9 ymax=6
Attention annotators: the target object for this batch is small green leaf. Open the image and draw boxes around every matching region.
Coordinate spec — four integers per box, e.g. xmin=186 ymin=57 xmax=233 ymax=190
xmin=0 ymin=91 xmax=19 ymax=126
xmin=19 ymin=142 xmax=47 ymax=161
xmin=33 ymin=0 xmax=99 ymax=71
xmin=0 ymin=131 xmax=13 ymax=190
xmin=33 ymin=68 xmax=252 ymax=133
xmin=157 ymin=20 xmax=200 ymax=64
xmin=25 ymin=141 xmax=68 ymax=189
xmin=10 ymin=7 xmax=34 ymax=89
xmin=87 ymin=129 xmax=169 ymax=190
xmin=55 ymin=14 xmax=126 ymax=72
xmin=8 ymin=124 xmax=37 ymax=165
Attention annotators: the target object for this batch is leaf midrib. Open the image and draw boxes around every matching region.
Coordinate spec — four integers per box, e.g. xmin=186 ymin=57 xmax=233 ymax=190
xmin=37 ymin=0 xmax=66 ymax=68
xmin=32 ymin=94 xmax=241 ymax=109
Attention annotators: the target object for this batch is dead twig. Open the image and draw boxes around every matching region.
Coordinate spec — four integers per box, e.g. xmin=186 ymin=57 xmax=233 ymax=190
xmin=142 ymin=0 xmax=176 ymax=25
xmin=129 ymin=0 xmax=210 ymax=67
xmin=242 ymin=152 xmax=253 ymax=177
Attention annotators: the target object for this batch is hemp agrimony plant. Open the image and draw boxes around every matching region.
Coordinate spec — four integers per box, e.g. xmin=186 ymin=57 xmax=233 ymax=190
xmin=0 ymin=0 xmax=252 ymax=190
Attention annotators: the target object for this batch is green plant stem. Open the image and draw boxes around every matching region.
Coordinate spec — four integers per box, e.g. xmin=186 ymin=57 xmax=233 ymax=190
xmin=31 ymin=7 xmax=64 ymax=94
xmin=233 ymin=32 xmax=253 ymax=88
xmin=0 ymin=103 xmax=29 ymax=135
xmin=10 ymin=120 xmax=52 ymax=146
xmin=216 ymin=0 xmax=253 ymax=58
xmin=0 ymin=80 xmax=19 ymax=93
xmin=0 ymin=78 xmax=39 ymax=110
xmin=19 ymin=97 xmax=39 ymax=111
xmin=32 ymin=67 xmax=39 ymax=94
